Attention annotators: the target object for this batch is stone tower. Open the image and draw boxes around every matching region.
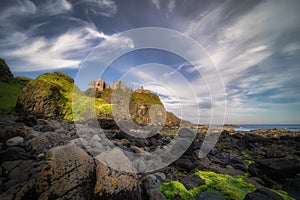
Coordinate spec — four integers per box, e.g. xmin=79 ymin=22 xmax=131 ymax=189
xmin=96 ymin=79 xmax=105 ymax=92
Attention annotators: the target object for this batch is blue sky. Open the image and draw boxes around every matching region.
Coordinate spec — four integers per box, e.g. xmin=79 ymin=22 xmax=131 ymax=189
xmin=0 ymin=0 xmax=300 ymax=124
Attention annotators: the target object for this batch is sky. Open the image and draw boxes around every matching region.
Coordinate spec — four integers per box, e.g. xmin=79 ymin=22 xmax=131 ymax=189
xmin=0 ymin=0 xmax=300 ymax=124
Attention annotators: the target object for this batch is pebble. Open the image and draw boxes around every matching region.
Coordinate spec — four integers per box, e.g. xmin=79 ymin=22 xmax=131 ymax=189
xmin=5 ymin=136 xmax=24 ymax=147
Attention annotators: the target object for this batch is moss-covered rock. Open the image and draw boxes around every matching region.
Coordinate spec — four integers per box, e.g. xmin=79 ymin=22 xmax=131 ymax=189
xmin=16 ymin=72 xmax=77 ymax=120
xmin=160 ymin=171 xmax=256 ymax=200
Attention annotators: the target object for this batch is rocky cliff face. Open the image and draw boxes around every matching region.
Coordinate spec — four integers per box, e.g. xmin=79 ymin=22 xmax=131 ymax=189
xmin=0 ymin=58 xmax=14 ymax=82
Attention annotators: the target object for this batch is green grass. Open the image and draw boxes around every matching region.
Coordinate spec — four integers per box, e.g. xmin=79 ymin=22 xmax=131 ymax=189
xmin=38 ymin=72 xmax=112 ymax=121
xmin=131 ymin=91 xmax=162 ymax=105
xmin=71 ymin=94 xmax=112 ymax=121
xmin=0 ymin=82 xmax=23 ymax=114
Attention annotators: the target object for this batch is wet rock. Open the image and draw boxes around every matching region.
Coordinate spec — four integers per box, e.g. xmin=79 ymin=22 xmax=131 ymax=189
xmin=5 ymin=136 xmax=24 ymax=147
xmin=244 ymin=188 xmax=283 ymax=200
xmin=264 ymin=148 xmax=285 ymax=158
xmin=282 ymin=177 xmax=300 ymax=200
xmin=210 ymin=165 xmax=245 ymax=176
xmin=244 ymin=177 xmax=265 ymax=188
xmin=146 ymin=188 xmax=166 ymax=200
xmin=196 ymin=191 xmax=225 ymax=200
xmin=141 ymin=174 xmax=160 ymax=191
xmin=229 ymin=158 xmax=247 ymax=172
xmin=177 ymin=175 xmax=205 ymax=190
xmin=36 ymin=145 xmax=95 ymax=200
xmin=15 ymin=115 xmax=38 ymax=127
xmin=248 ymin=158 xmax=300 ymax=183
xmin=2 ymin=160 xmax=34 ymax=190
xmin=94 ymin=162 xmax=138 ymax=199
xmin=0 ymin=147 xmax=26 ymax=162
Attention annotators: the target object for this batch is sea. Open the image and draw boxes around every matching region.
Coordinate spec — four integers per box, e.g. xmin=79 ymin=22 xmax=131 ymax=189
xmin=234 ymin=124 xmax=300 ymax=132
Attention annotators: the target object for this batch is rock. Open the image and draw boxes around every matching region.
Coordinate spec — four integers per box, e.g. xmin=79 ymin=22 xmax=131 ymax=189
xmin=130 ymin=145 xmax=145 ymax=153
xmin=29 ymin=131 xmax=73 ymax=153
xmin=210 ymin=165 xmax=245 ymax=176
xmin=177 ymin=175 xmax=205 ymax=190
xmin=36 ymin=145 xmax=95 ymax=199
xmin=141 ymin=174 xmax=160 ymax=191
xmin=3 ymin=160 xmax=34 ymax=190
xmin=0 ymin=58 xmax=14 ymax=82
xmin=1 ymin=160 xmax=22 ymax=172
xmin=229 ymin=158 xmax=247 ymax=172
xmin=248 ymin=158 xmax=300 ymax=183
xmin=244 ymin=188 xmax=283 ymax=200
xmin=147 ymin=188 xmax=166 ymax=200
xmin=282 ymin=177 xmax=300 ymax=200
xmin=196 ymin=191 xmax=225 ymax=200
xmin=264 ymin=148 xmax=285 ymax=158
xmin=94 ymin=162 xmax=138 ymax=199
xmin=16 ymin=72 xmax=75 ymax=120
xmin=174 ymin=156 xmax=194 ymax=171
xmin=5 ymin=136 xmax=24 ymax=147
xmin=243 ymin=177 xmax=265 ymax=188
xmin=0 ymin=147 xmax=26 ymax=162
xmin=15 ymin=115 xmax=38 ymax=127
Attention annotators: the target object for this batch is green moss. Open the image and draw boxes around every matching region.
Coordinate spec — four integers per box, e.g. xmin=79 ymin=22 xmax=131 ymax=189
xmin=0 ymin=82 xmax=23 ymax=114
xmin=160 ymin=171 xmax=256 ymax=200
xmin=245 ymin=160 xmax=254 ymax=167
xmin=241 ymin=151 xmax=253 ymax=159
xmin=160 ymin=181 xmax=193 ymax=200
xmin=272 ymin=190 xmax=295 ymax=200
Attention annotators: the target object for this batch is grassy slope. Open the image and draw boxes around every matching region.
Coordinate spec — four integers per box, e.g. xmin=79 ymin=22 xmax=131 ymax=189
xmin=0 ymin=82 xmax=23 ymax=114
xmin=33 ymin=72 xmax=112 ymax=121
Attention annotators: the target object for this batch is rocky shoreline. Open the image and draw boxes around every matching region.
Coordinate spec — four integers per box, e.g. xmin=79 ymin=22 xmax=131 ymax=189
xmin=0 ymin=115 xmax=300 ymax=200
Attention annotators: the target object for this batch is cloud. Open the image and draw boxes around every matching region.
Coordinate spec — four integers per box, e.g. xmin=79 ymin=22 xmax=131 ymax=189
xmin=0 ymin=0 xmax=36 ymax=22
xmin=168 ymin=0 xmax=175 ymax=13
xmin=180 ymin=0 xmax=300 ymax=123
xmin=80 ymin=0 xmax=117 ymax=17
xmin=151 ymin=0 xmax=160 ymax=10
xmin=3 ymin=23 xmax=128 ymax=71
xmin=41 ymin=0 xmax=73 ymax=15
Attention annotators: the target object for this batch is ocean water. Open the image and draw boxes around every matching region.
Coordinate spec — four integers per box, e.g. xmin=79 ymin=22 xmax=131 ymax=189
xmin=235 ymin=124 xmax=300 ymax=132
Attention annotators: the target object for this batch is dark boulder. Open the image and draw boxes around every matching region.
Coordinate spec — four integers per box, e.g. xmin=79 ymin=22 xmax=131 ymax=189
xmin=244 ymin=188 xmax=283 ymax=200
xmin=282 ymin=177 xmax=300 ymax=200
xmin=174 ymin=156 xmax=195 ymax=171
xmin=248 ymin=158 xmax=300 ymax=183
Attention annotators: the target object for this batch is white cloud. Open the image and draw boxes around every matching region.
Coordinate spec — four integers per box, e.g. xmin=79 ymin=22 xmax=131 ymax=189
xmin=181 ymin=0 xmax=300 ymax=123
xmin=0 ymin=0 xmax=36 ymax=22
xmin=82 ymin=0 xmax=117 ymax=17
xmin=41 ymin=0 xmax=73 ymax=15
xmin=168 ymin=0 xmax=175 ymax=13
xmin=3 ymin=25 xmax=128 ymax=71
xmin=151 ymin=0 xmax=160 ymax=10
